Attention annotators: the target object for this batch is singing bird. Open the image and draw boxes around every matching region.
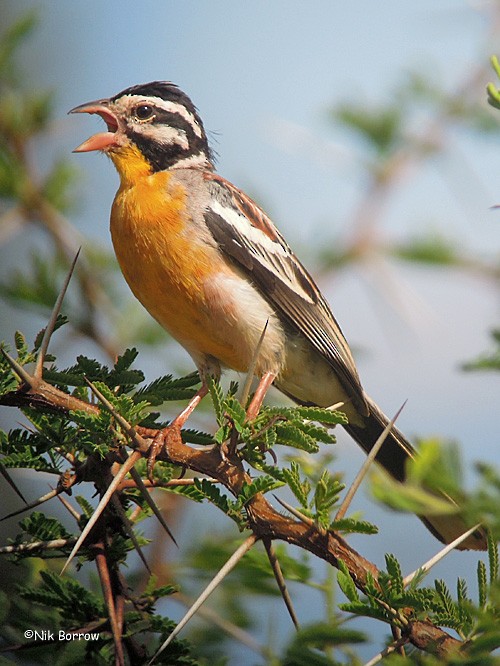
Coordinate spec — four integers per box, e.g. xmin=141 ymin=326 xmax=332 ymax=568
xmin=71 ymin=82 xmax=485 ymax=550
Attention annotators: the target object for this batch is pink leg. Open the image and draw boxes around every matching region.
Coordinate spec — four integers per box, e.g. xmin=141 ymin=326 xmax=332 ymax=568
xmin=246 ymin=372 xmax=276 ymax=421
xmin=147 ymin=383 xmax=209 ymax=480
xmin=171 ymin=383 xmax=209 ymax=428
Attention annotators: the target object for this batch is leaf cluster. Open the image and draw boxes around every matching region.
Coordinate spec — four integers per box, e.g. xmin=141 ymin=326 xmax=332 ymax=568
xmin=201 ymin=379 xmax=376 ymax=533
xmin=9 ymin=568 xmax=197 ymax=665
xmin=338 ymin=540 xmax=500 ymax=658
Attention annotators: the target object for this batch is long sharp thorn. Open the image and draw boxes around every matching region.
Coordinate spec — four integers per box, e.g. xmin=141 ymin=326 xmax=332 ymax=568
xmin=85 ymin=377 xmax=175 ymax=536
xmin=55 ymin=488 xmax=81 ymax=521
xmin=128 ymin=466 xmax=178 ymax=546
xmin=240 ymin=320 xmax=268 ymax=408
xmin=149 ymin=534 xmax=258 ymax=665
xmin=0 ymin=487 xmax=61 ymax=522
xmin=84 ymin=377 xmax=149 ymax=448
xmin=84 ymin=375 xmax=177 ymax=543
xmin=0 ymin=346 xmax=35 ymax=387
xmin=0 ymin=463 xmax=27 ymax=504
xmin=110 ymin=493 xmax=151 ymax=574
xmin=35 ymin=248 xmax=81 ymax=379
xmin=335 ymin=401 xmax=407 ymax=522
xmin=263 ymin=537 xmax=299 ymax=629
xmin=402 ymin=523 xmax=483 ymax=588
xmin=273 ymin=494 xmax=314 ymax=526
xmin=60 ymin=450 xmax=142 ymax=576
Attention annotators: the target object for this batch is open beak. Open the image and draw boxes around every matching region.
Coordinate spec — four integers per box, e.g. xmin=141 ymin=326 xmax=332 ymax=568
xmin=69 ymin=99 xmax=120 ymax=152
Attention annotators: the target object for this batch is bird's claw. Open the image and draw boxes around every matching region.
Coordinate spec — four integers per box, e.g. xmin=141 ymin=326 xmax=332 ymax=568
xmin=147 ymin=422 xmax=182 ymax=483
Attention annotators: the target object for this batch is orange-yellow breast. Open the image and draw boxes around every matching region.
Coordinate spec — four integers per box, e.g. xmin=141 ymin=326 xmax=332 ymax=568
xmin=109 ymin=146 xmax=274 ymax=372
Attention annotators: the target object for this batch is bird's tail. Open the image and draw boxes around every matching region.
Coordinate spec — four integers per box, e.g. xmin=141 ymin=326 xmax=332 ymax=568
xmin=344 ymin=396 xmax=487 ymax=551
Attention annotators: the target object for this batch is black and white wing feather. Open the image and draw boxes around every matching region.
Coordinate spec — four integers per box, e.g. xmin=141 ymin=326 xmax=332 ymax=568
xmin=203 ymin=173 xmax=368 ymax=415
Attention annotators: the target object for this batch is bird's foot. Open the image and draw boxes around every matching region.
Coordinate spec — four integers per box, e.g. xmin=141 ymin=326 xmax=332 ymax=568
xmin=146 ymin=421 xmax=183 ymax=483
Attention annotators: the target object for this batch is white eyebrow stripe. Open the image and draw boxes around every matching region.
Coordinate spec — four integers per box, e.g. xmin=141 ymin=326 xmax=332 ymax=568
xmin=136 ymin=123 xmax=189 ymax=149
xmin=124 ymin=94 xmax=203 ymax=138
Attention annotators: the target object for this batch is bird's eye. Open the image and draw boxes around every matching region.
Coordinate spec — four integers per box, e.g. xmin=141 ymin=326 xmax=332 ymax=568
xmin=134 ymin=104 xmax=154 ymax=121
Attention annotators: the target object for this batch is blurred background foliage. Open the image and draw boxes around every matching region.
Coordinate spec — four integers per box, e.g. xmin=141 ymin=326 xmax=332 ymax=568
xmin=1 ymin=3 xmax=500 ymax=665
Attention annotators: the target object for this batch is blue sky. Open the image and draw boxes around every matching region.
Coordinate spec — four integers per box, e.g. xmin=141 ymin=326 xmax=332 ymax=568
xmin=8 ymin=0 xmax=496 ymax=455
xmin=2 ymin=2 xmax=500 ymax=660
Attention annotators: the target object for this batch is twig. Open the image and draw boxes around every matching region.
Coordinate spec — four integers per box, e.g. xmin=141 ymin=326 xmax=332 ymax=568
xmin=0 ymin=538 xmax=76 ymax=555
xmin=4 ymin=378 xmax=466 ymax=659
xmin=94 ymin=542 xmax=125 ymax=666
xmin=363 ymin=636 xmax=408 ymax=666
xmin=83 ymin=377 xmax=178 ymax=545
xmin=117 ymin=477 xmax=217 ymax=489
xmin=55 ymin=489 xmax=81 ymax=521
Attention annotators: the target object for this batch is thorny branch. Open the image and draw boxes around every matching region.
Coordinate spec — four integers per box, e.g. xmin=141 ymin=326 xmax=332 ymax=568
xmin=0 ymin=375 xmax=465 ymax=660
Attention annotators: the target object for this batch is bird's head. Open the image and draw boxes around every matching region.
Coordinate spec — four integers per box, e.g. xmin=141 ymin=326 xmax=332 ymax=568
xmin=70 ymin=81 xmax=213 ymax=173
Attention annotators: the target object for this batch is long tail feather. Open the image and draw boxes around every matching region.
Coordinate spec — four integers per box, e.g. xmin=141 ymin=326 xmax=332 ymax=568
xmin=344 ymin=396 xmax=487 ymax=551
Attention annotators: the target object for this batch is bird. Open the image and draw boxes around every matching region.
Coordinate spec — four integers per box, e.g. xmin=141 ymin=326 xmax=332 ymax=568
xmin=70 ymin=81 xmax=485 ymax=550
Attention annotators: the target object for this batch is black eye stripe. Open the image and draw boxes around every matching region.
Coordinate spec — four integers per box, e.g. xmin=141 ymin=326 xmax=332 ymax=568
xmin=135 ymin=108 xmax=199 ymax=136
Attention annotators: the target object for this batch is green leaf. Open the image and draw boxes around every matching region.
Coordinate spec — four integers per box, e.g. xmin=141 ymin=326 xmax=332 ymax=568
xmin=487 ymin=56 xmax=500 ymax=110
xmin=395 ymin=233 xmax=461 ymax=266
xmin=0 ymin=427 xmax=62 ymax=473
xmin=18 ymin=570 xmax=103 ymax=624
xmin=434 ymin=579 xmax=457 ymax=621
xmin=194 ymin=478 xmax=243 ymax=525
xmin=163 ymin=482 xmax=205 ymax=503
xmin=19 ymin=511 xmax=71 ymax=541
xmin=207 ymin=376 xmax=224 ymax=424
xmin=133 ymin=371 xmax=200 ymax=405
xmin=239 ymin=475 xmax=284 ymax=504
xmin=385 ymin=553 xmax=403 ymax=595
xmin=335 ymin=101 xmax=404 ymax=155
xmin=282 ymin=461 xmax=310 ymax=508
xmin=274 ymin=423 xmax=319 ymax=453
xmin=0 ymin=254 xmax=62 ymax=312
xmin=293 ymin=405 xmax=348 ymax=426
xmin=488 ymin=532 xmax=499 ymax=584
xmin=329 ymin=517 xmax=378 ymax=535
xmin=225 ymin=395 xmax=247 ymax=431
xmin=284 ymin=622 xmax=366 ymax=665
xmin=337 ymin=559 xmax=359 ymax=602
xmin=314 ymin=470 xmax=343 ymax=513
xmin=75 ymin=496 xmax=95 ymax=520
xmin=339 ymin=601 xmax=389 ymax=622
xmin=478 ymin=560 xmax=488 ymax=608
xmin=371 ymin=471 xmax=459 ymax=516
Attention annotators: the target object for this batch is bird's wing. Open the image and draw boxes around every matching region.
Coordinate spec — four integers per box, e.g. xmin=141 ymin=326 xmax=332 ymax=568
xmin=203 ymin=172 xmax=368 ymax=413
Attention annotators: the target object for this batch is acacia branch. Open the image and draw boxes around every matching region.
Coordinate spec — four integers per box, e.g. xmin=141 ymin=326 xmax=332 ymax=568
xmin=0 ymin=378 xmax=466 ymax=659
